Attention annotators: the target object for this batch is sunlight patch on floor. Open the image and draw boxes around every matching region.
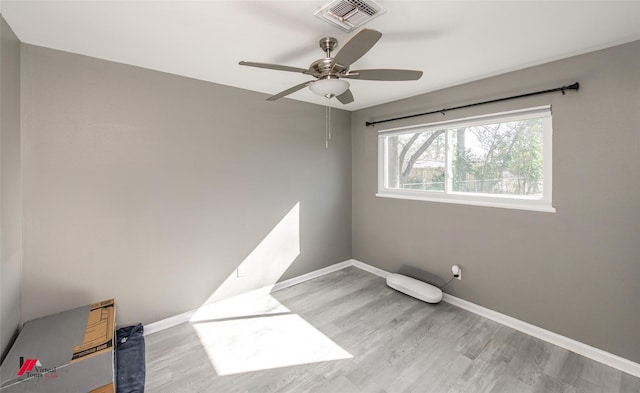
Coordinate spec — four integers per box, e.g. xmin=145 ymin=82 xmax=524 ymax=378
xmin=191 ymin=295 xmax=352 ymax=376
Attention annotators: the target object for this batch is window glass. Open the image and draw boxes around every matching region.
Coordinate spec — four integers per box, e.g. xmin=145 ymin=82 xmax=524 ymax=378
xmin=378 ymin=106 xmax=553 ymax=212
xmin=386 ymin=131 xmax=446 ymax=192
xmin=451 ymin=119 xmax=543 ymax=197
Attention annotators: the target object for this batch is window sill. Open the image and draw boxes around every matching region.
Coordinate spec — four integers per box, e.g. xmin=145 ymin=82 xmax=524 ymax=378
xmin=376 ymin=192 xmax=556 ymax=213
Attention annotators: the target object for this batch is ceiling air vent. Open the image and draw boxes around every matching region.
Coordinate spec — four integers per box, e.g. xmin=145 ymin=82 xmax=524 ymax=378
xmin=315 ymin=0 xmax=386 ymax=32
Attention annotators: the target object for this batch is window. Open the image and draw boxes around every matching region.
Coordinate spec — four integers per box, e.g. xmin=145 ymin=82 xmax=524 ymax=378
xmin=378 ymin=106 xmax=554 ymax=212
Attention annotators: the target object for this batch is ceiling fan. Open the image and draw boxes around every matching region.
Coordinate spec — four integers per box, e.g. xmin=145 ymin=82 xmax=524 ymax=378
xmin=239 ymin=29 xmax=423 ymax=105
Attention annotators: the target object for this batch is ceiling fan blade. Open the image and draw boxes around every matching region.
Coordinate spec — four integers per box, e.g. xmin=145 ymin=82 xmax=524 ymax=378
xmin=267 ymin=81 xmax=314 ymax=101
xmin=239 ymin=61 xmax=310 ymax=75
xmin=333 ymin=29 xmax=382 ymax=69
xmin=336 ymin=89 xmax=354 ymax=104
xmin=342 ymin=69 xmax=423 ymax=81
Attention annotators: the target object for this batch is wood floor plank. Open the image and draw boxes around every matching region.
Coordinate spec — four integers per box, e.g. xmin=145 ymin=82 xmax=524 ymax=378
xmin=391 ymin=341 xmax=471 ymax=393
xmin=621 ymin=372 xmax=640 ymax=393
xmin=578 ymin=356 xmax=623 ymax=390
xmin=489 ymin=375 xmax=535 ymax=393
xmin=145 ymin=268 xmax=640 ymax=393
xmin=558 ymin=352 xmax=585 ymax=386
xmin=454 ymin=318 xmax=502 ymax=360
xmin=544 ymin=346 xmax=572 ymax=379
xmin=532 ymin=374 xmax=577 ymax=393
xmin=506 ymin=334 xmax=553 ymax=386
xmin=446 ymin=339 xmax=514 ymax=393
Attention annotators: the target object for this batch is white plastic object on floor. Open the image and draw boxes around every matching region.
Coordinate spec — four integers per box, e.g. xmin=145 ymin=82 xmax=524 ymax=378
xmin=386 ymin=273 xmax=443 ymax=304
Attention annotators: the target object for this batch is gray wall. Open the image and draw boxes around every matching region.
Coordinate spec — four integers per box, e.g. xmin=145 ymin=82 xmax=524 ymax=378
xmin=352 ymin=41 xmax=640 ymax=362
xmin=9 ymin=28 xmax=640 ymax=365
xmin=20 ymin=44 xmax=351 ymax=326
xmin=0 ymin=15 xmax=22 ymax=361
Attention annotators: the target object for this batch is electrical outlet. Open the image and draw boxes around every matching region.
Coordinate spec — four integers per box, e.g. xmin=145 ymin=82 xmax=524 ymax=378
xmin=237 ymin=265 xmax=245 ymax=278
xmin=452 ymin=265 xmax=462 ymax=280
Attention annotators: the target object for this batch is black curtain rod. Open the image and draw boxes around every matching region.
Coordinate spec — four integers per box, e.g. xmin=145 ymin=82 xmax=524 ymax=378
xmin=365 ymin=82 xmax=580 ymax=127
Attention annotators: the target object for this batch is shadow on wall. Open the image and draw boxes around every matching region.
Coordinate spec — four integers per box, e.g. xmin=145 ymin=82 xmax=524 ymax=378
xmin=397 ymin=264 xmax=448 ymax=288
xmin=0 ymin=329 xmax=19 ymax=365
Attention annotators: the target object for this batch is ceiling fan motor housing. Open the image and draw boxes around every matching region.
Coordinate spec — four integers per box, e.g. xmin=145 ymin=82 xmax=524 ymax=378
xmin=312 ymin=37 xmax=348 ymax=79
xmin=310 ymin=58 xmax=347 ymax=79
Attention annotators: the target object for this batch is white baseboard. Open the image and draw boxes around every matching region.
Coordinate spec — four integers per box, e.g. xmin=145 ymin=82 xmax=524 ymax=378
xmin=351 ymin=260 xmax=391 ymax=278
xmin=442 ymin=293 xmax=640 ymax=378
xmin=144 ymin=259 xmax=354 ymax=336
xmin=271 ymin=260 xmax=353 ymax=292
xmin=144 ymin=309 xmax=196 ymax=336
xmin=144 ymin=258 xmax=640 ymax=378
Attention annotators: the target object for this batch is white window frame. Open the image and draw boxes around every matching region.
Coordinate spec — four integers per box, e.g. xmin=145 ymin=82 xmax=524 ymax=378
xmin=377 ymin=106 xmax=555 ymax=213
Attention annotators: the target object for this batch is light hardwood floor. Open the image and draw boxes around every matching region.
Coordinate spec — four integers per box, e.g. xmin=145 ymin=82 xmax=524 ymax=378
xmin=145 ymin=267 xmax=640 ymax=392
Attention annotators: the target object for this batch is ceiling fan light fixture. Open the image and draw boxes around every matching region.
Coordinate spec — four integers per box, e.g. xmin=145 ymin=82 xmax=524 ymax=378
xmin=310 ymin=78 xmax=350 ymax=98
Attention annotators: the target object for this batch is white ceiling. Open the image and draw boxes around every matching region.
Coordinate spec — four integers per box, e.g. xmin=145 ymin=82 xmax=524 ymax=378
xmin=2 ymin=1 xmax=639 ymax=111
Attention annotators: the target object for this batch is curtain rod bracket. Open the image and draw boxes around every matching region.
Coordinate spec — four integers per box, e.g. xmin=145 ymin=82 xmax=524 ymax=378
xmin=365 ymin=81 xmax=580 ymax=127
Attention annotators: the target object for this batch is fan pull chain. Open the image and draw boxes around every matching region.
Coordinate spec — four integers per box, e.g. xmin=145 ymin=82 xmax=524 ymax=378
xmin=325 ymin=97 xmax=331 ymax=149
xmin=328 ymin=103 xmax=332 ymax=142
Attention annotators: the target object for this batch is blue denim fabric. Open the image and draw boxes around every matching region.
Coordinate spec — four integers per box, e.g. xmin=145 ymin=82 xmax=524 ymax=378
xmin=116 ymin=324 xmax=145 ymax=393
